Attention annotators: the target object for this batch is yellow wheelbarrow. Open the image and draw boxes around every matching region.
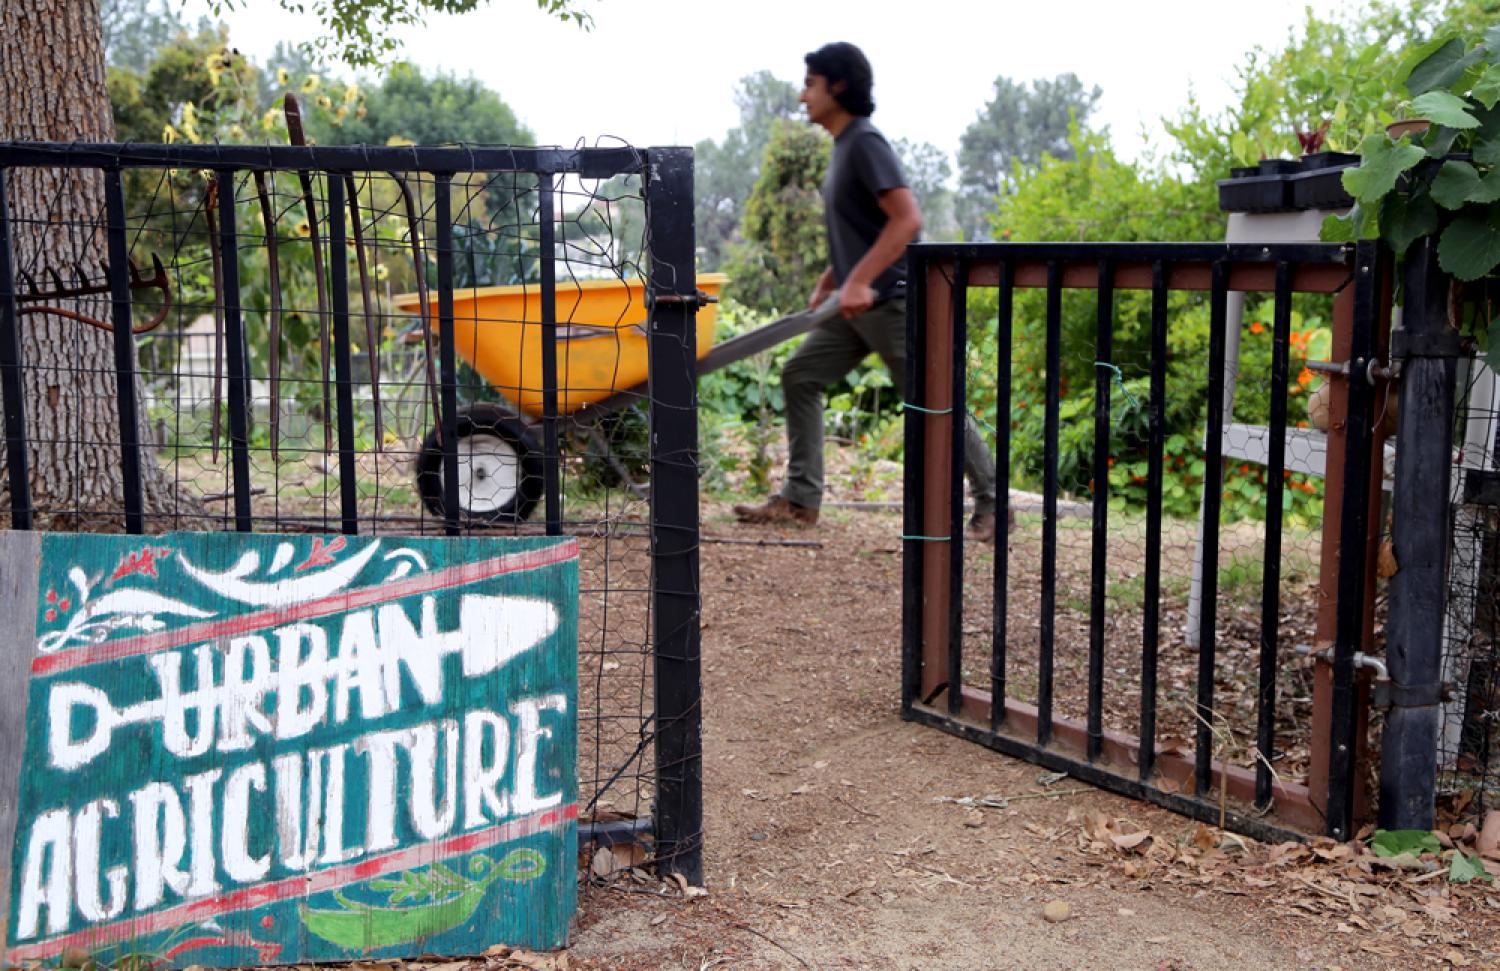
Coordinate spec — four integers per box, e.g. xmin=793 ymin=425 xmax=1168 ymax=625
xmin=392 ymin=274 xmax=838 ymax=523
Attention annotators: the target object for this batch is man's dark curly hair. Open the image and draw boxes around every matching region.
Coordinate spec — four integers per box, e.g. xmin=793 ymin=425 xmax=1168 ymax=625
xmin=804 ymin=42 xmax=875 ymax=117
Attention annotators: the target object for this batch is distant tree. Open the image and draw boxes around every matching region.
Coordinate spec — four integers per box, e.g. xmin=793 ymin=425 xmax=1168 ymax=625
xmin=100 ymin=0 xmax=212 ymax=73
xmin=721 ymin=120 xmax=830 ymax=316
xmin=956 ymin=73 xmax=1102 ymax=239
xmin=694 ymin=70 xmax=800 ymax=271
xmin=894 ymin=138 xmax=957 ymax=241
xmin=327 ymin=64 xmax=531 ymax=146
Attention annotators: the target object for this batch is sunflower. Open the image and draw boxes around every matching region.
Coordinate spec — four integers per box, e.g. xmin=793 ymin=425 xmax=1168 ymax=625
xmin=300 ymin=75 xmax=320 ymax=94
xmin=277 ymin=67 xmax=291 ymax=87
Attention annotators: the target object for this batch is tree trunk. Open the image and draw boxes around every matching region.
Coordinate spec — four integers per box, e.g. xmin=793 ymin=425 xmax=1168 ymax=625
xmin=0 ymin=0 xmax=199 ymax=530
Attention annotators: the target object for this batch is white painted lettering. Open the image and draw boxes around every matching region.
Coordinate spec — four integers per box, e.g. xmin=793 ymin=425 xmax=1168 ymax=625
xmin=129 ymin=782 xmax=189 ymax=910
xmin=16 ymin=808 xmax=72 ymax=938
xmin=74 ymin=799 xmax=127 ymax=922
xmin=149 ymin=645 xmax=218 ymax=758
xmin=463 ymin=709 xmax=510 ymax=829
xmin=353 ymin=728 xmax=403 ymax=852
xmin=407 ymin=720 xmax=459 ymax=839
xmin=275 ymin=623 xmax=329 ymax=739
xmin=222 ymin=762 xmax=270 ymax=882
xmin=47 ymin=682 xmax=118 ymax=771
xmin=218 ymin=634 xmax=274 ymax=750
xmin=511 ymin=694 xmax=569 ymax=815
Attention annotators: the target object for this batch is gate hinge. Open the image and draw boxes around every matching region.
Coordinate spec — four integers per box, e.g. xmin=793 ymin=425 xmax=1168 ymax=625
xmin=1390 ymin=328 xmax=1475 ymax=361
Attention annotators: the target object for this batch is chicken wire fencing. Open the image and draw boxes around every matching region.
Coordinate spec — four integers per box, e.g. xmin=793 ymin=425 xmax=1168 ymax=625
xmin=902 ymin=242 xmax=1389 ymax=844
xmin=0 ymin=140 xmax=705 ymax=880
xmin=1440 ymin=352 xmax=1500 ymax=817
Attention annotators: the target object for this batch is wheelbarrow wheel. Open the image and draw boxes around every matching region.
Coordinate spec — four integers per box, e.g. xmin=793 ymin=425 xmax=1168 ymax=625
xmin=416 ymin=404 xmax=543 ymax=523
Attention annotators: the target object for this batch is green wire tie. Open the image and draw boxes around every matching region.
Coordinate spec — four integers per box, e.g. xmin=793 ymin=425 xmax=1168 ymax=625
xmin=901 ymin=402 xmax=953 ymax=415
xmin=901 ymin=534 xmax=951 ymax=541
xmin=1093 ymin=361 xmax=1140 ymax=410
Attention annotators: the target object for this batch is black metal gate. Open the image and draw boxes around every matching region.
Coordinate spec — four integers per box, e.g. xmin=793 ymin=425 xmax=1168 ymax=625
xmin=0 ymin=141 xmax=704 ymax=879
xmin=902 ymin=240 xmax=1390 ymax=843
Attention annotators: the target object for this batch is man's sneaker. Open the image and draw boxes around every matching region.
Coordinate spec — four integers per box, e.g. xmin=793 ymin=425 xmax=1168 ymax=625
xmin=733 ymin=495 xmax=819 ymax=526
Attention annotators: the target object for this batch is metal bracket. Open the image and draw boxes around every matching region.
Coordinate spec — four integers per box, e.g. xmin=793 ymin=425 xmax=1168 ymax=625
xmin=1305 ymin=356 xmax=1390 ymax=384
xmin=645 ymin=288 xmax=719 ymax=311
xmin=1390 ymin=328 xmax=1475 ymax=361
xmin=1371 ymin=679 xmax=1456 ymax=710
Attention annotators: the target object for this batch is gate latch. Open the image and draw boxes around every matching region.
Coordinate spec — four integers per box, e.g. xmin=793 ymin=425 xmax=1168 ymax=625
xmin=645 ymin=288 xmax=720 ymax=310
xmin=1294 ymin=644 xmax=1456 ymax=709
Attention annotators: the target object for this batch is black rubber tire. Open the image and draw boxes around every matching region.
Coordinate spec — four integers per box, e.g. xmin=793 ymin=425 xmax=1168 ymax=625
xmin=416 ymin=403 xmax=543 ymax=524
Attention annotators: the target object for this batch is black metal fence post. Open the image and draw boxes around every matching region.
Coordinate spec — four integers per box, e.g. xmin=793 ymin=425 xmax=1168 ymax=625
xmin=217 ymin=170 xmax=254 ymax=532
xmin=645 ymin=147 xmax=703 ymax=884
xmin=103 ymin=167 xmax=145 ymax=535
xmin=1380 ymin=237 xmax=1461 ymax=830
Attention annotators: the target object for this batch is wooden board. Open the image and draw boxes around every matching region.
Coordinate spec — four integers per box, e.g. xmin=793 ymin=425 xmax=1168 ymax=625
xmin=1 ymin=531 xmax=579 ymax=965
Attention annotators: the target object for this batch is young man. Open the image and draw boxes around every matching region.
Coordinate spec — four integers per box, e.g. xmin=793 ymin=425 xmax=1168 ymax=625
xmin=733 ymin=41 xmax=1001 ymax=539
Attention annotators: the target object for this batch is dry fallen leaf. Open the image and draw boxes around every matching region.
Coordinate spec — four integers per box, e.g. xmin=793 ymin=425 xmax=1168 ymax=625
xmin=1112 ymin=830 xmax=1152 ymax=853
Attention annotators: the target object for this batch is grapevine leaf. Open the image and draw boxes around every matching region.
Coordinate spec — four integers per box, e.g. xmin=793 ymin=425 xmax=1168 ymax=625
xmin=1469 ymin=167 xmax=1500 ymax=204
xmin=1379 ymin=190 xmax=1440 ymax=256
xmin=1450 ymin=851 xmax=1494 ymax=884
xmin=1439 ymin=205 xmax=1500 ymax=280
xmin=1405 ymin=38 xmax=1481 ymax=96
xmin=1431 ymin=159 xmax=1482 ymax=208
xmin=1474 ymin=63 xmax=1500 ymax=109
xmin=1410 ymin=90 xmax=1481 ymax=129
xmin=1342 ymin=134 xmax=1426 ymax=204
xmin=1371 ymin=829 xmax=1441 ymax=857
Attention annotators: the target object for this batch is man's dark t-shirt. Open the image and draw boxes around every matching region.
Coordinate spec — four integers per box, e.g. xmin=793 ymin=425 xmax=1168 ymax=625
xmin=823 ymin=116 xmax=908 ymax=302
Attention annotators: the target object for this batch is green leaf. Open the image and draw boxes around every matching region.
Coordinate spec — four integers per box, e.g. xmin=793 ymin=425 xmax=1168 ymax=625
xmin=1486 ymin=22 xmax=1500 ymax=57
xmin=1343 ymin=134 xmax=1427 ymax=205
xmin=1370 ymin=829 xmax=1442 ymax=858
xmin=1405 ymin=38 xmax=1482 ymax=96
xmin=1432 ymin=160 xmax=1483 ymax=208
xmin=1439 ymin=206 xmax=1500 ymax=280
xmin=1470 ymin=168 xmax=1500 ymax=204
xmin=1450 ymin=851 xmax=1494 ymax=883
xmin=1474 ymin=136 xmax=1500 ymax=167
xmin=1424 ymin=125 xmax=1462 ymax=158
xmin=1474 ymin=63 xmax=1500 ymax=110
xmin=1488 ymin=315 xmax=1500 ymax=358
xmin=1410 ymin=90 xmax=1481 ymax=129
xmin=1401 ymin=34 xmax=1464 ymax=94
xmin=1321 ymin=209 xmax=1358 ymax=243
xmin=1380 ymin=190 xmax=1440 ymax=256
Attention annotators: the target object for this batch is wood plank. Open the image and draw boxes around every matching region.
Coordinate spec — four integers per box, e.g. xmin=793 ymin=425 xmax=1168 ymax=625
xmin=2 ymin=532 xmax=579 ymax=966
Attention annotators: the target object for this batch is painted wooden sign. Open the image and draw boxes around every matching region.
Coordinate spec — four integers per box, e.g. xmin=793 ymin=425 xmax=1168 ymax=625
xmin=0 ymin=531 xmax=579 ymax=966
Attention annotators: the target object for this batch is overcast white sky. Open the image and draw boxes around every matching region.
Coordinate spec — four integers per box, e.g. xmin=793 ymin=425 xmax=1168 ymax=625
xmin=187 ymin=0 xmax=1353 ymax=167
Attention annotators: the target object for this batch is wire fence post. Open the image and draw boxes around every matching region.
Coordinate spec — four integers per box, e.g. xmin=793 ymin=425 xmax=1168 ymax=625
xmin=1380 ymin=236 xmax=1460 ymax=830
xmin=645 ymin=147 xmax=703 ymax=884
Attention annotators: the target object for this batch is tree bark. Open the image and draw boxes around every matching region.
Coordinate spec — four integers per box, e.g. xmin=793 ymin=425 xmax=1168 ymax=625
xmin=0 ymin=0 xmax=200 ymax=530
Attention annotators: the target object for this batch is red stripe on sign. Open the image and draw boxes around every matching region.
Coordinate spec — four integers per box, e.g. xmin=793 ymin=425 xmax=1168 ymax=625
xmin=5 ymin=803 xmax=579 ymax=961
xmin=32 ymin=540 xmax=578 ymax=676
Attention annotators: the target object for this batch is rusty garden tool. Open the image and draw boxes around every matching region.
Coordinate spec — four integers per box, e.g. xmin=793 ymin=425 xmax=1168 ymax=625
xmin=344 ymin=172 xmax=384 ymax=450
xmin=15 ymin=253 xmax=172 ymax=333
xmin=284 ymin=93 xmax=333 ymax=459
xmin=253 ymin=169 xmax=285 ymax=462
xmin=392 ymin=172 xmax=442 ymax=446
xmin=204 ymin=175 xmax=226 ymax=461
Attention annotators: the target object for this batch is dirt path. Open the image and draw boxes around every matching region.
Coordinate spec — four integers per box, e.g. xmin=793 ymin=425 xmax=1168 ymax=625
xmin=563 ymin=506 xmax=1500 ymax=971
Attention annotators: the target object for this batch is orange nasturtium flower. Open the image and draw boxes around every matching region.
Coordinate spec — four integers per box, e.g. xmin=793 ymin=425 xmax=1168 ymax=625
xmin=1249 ymin=321 xmax=1265 ymax=335
xmin=1296 ymin=367 xmax=1314 ymax=386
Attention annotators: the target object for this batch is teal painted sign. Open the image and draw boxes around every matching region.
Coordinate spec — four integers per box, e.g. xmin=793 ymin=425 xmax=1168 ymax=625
xmin=0 ymin=532 xmax=579 ymax=966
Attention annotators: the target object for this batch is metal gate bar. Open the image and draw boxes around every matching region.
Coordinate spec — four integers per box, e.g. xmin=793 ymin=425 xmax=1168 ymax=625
xmin=903 ymin=240 xmax=1385 ymax=842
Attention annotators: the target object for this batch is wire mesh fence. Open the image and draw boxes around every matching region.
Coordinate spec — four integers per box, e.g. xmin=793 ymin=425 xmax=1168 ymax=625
xmin=0 ymin=141 xmax=703 ymax=876
xmin=1439 ymin=353 xmax=1500 ymax=817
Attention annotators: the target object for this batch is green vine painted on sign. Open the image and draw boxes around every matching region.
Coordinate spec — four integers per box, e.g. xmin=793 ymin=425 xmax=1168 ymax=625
xmin=298 ymin=849 xmax=547 ymax=949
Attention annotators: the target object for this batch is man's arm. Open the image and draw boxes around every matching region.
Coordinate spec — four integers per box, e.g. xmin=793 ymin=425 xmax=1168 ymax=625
xmin=838 ymin=186 xmax=922 ymax=319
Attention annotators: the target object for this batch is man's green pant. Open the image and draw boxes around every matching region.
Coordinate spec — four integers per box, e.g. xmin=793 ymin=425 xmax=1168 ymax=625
xmin=779 ymin=298 xmax=998 ymax=513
